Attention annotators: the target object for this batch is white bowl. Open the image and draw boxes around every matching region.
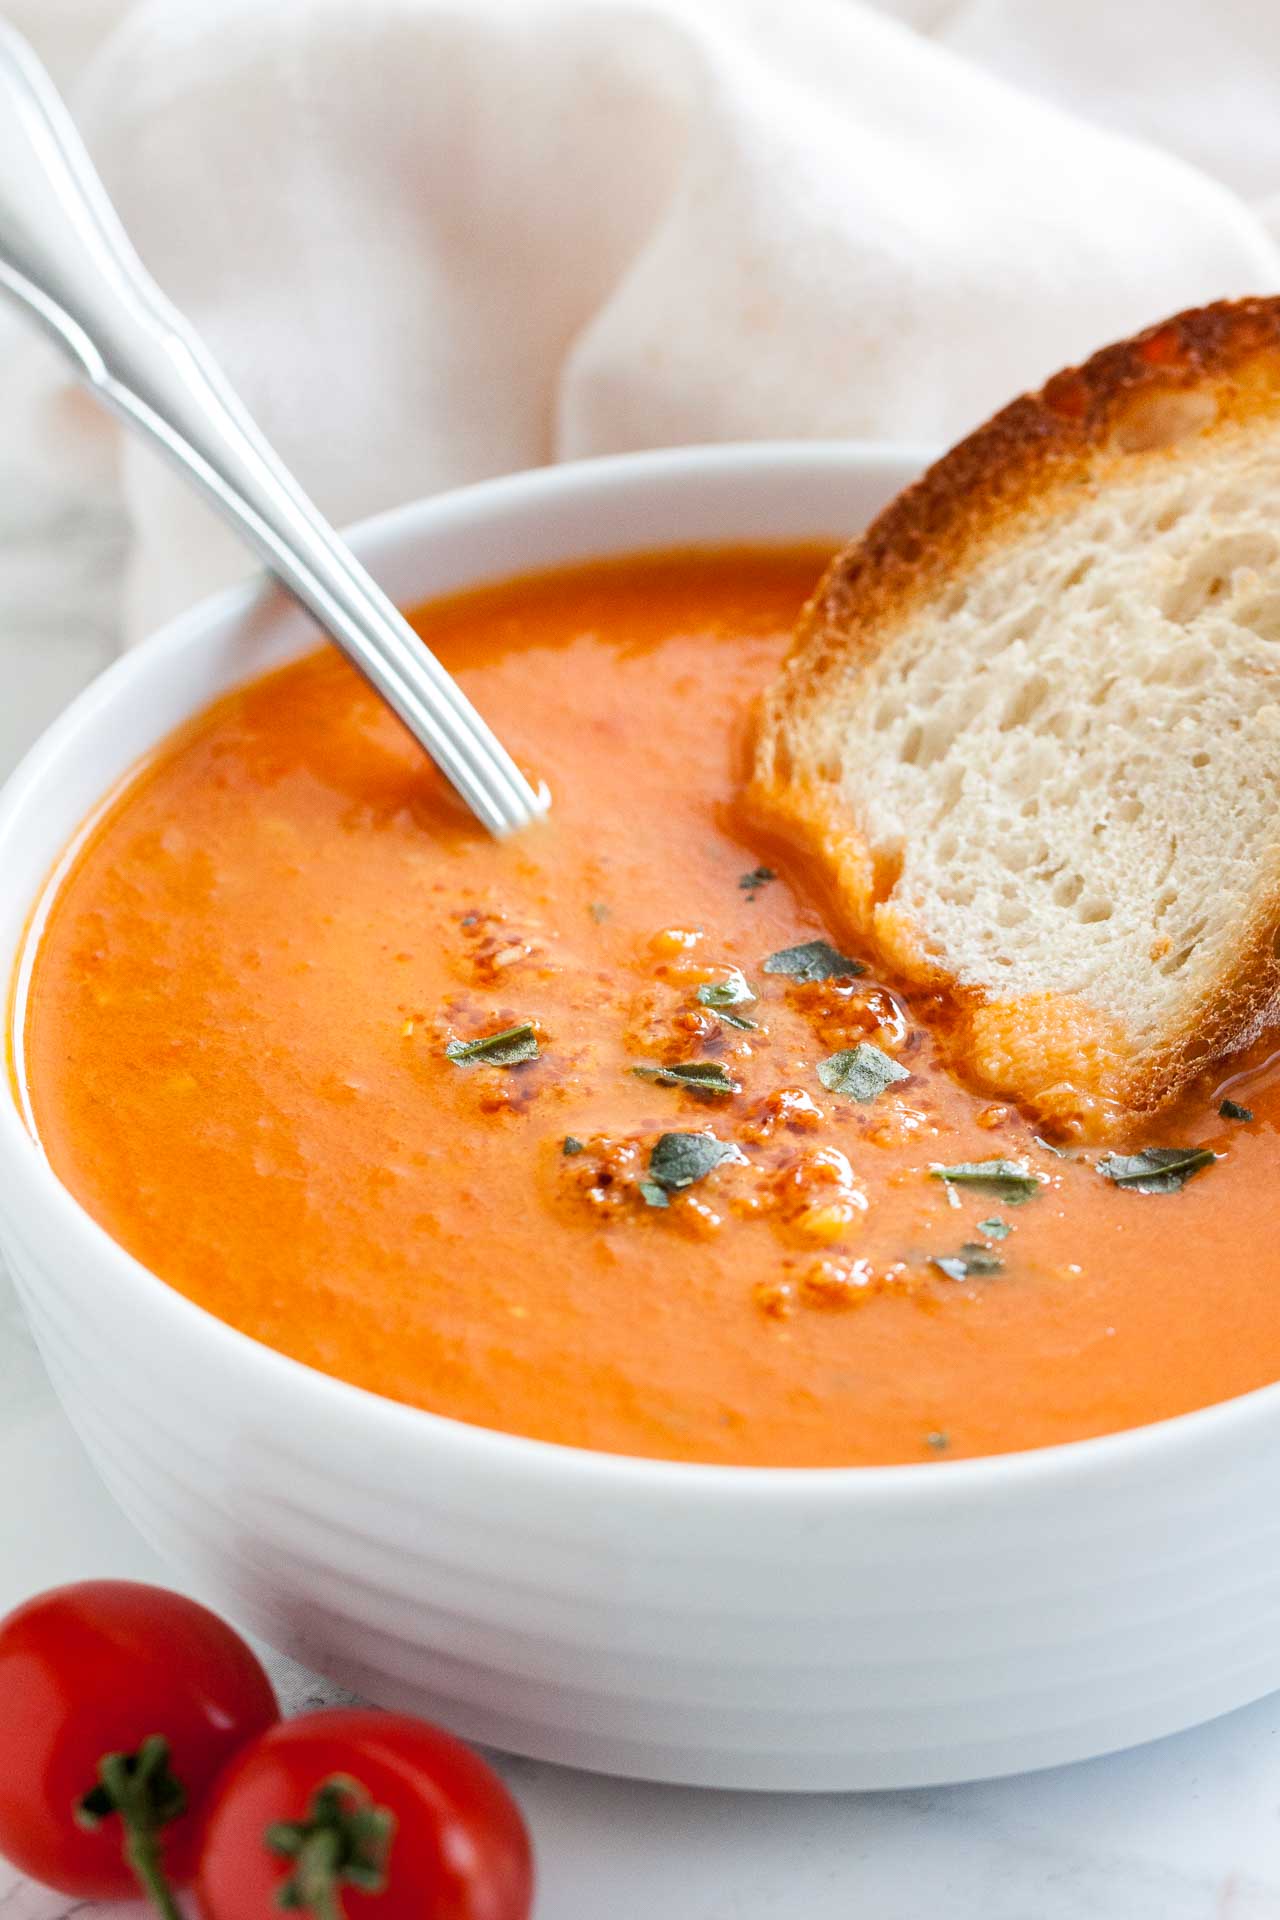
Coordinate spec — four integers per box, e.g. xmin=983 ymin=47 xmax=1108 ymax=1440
xmin=3 ymin=442 xmax=1280 ymax=1792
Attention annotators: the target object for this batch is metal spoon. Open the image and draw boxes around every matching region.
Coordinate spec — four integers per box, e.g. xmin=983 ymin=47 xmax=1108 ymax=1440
xmin=0 ymin=22 xmax=548 ymax=839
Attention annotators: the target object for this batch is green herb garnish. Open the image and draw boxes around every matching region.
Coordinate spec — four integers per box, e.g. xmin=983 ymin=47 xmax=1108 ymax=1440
xmin=932 ymin=1244 xmax=1004 ymax=1281
xmin=925 ymin=1430 xmax=951 ymax=1452
xmin=738 ymin=866 xmax=776 ymax=898
xmin=562 ymin=1136 xmax=584 ymax=1156
xmin=639 ymin=1180 xmax=670 ymax=1208
xmin=762 ymin=938 xmax=866 ymax=983
xmin=930 ymin=1159 xmax=1044 ymax=1205
xmin=1097 ymin=1146 xmax=1216 ymax=1194
xmin=1220 ymin=1099 xmax=1253 ymax=1122
xmin=697 ymin=970 xmax=759 ymax=1030
xmin=632 ymin=1060 xmax=742 ymax=1098
xmin=647 ymin=1132 xmax=740 ymax=1192
xmin=697 ymin=968 xmax=756 ymax=1008
xmin=977 ymin=1217 xmax=1011 ymax=1240
xmin=446 ymin=1021 xmax=539 ymax=1067
xmin=817 ymin=1042 xmax=909 ymax=1102
xmin=698 ymin=968 xmax=755 ymax=1008
xmin=1032 ymin=1134 xmax=1066 ymax=1157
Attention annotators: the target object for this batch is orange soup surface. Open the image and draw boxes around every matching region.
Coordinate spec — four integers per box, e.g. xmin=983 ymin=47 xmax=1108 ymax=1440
xmin=20 ymin=547 xmax=1280 ymax=1466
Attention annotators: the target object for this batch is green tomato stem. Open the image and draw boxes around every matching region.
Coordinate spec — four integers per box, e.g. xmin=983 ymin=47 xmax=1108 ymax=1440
xmin=76 ymin=1739 xmax=187 ymax=1920
xmin=121 ymin=1820 xmax=186 ymax=1920
xmin=266 ymin=1774 xmax=395 ymax=1916
xmin=295 ymin=1831 xmax=346 ymax=1920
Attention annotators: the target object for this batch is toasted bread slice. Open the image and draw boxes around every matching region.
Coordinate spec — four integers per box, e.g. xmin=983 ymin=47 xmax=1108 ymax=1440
xmin=753 ymin=298 xmax=1280 ymax=1139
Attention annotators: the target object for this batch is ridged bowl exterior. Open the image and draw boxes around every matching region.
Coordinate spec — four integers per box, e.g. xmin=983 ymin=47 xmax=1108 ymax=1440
xmin=3 ymin=445 xmax=1280 ymax=1791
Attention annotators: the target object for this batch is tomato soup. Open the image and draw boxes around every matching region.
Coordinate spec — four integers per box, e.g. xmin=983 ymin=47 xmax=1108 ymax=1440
xmin=19 ymin=548 xmax=1280 ymax=1466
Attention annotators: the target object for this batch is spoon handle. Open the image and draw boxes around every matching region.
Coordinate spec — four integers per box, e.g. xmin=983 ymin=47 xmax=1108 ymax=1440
xmin=0 ymin=22 xmax=547 ymax=838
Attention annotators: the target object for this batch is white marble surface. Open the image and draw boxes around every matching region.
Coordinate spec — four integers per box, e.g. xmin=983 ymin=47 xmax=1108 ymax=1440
xmin=7 ymin=476 xmax=1280 ymax=1920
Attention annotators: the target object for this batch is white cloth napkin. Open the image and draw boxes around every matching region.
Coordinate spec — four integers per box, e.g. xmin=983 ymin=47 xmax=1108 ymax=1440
xmin=3 ymin=0 xmax=1280 ymax=683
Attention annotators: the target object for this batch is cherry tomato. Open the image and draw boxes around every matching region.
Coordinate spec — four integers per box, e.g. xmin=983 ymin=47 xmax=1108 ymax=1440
xmin=0 ymin=1580 xmax=278 ymax=1900
xmin=195 ymin=1708 xmax=534 ymax=1920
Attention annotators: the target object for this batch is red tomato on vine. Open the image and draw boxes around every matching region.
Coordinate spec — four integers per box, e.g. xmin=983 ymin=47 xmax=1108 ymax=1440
xmin=0 ymin=1580 xmax=279 ymax=1906
xmin=194 ymin=1708 xmax=534 ymax=1920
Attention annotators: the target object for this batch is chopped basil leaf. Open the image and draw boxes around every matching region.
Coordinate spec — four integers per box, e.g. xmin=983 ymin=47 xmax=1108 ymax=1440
xmin=697 ymin=968 xmax=757 ymax=1010
xmin=932 ymin=1243 xmax=1004 ymax=1281
xmin=976 ymin=1217 xmax=1011 ymax=1239
xmin=930 ymin=1159 xmax=1044 ymax=1205
xmin=1220 ymin=1098 xmax=1253 ymax=1122
xmin=762 ymin=938 xmax=866 ymax=983
xmin=460 ymin=911 xmax=479 ymax=928
xmin=632 ymin=1060 xmax=742 ymax=1098
xmin=697 ymin=970 xmax=760 ymax=1030
xmin=1097 ymin=1146 xmax=1216 ymax=1194
xmin=738 ymin=865 xmax=776 ymax=897
xmin=562 ymin=1136 xmax=584 ymax=1156
xmin=639 ymin=1180 xmax=670 ymax=1208
xmin=817 ymin=1042 xmax=909 ymax=1102
xmin=926 ymin=1430 xmax=951 ymax=1452
xmin=648 ymin=1132 xmax=740 ymax=1191
xmin=588 ymin=901 xmax=610 ymax=923
xmin=446 ymin=1021 xmax=539 ymax=1067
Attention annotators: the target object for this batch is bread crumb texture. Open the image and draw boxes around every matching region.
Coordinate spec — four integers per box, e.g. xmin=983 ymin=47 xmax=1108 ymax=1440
xmin=754 ymin=299 xmax=1280 ymax=1138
